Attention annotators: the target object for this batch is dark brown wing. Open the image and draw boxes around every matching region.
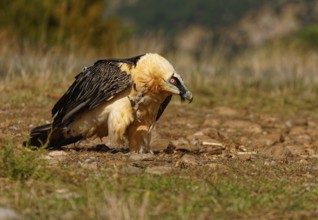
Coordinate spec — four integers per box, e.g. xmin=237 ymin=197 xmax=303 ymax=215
xmin=156 ymin=95 xmax=172 ymax=121
xmin=52 ymin=55 xmax=143 ymax=128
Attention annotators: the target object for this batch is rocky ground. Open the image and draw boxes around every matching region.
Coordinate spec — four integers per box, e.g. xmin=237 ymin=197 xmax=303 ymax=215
xmin=2 ymin=103 xmax=318 ymax=171
xmin=2 ymin=102 xmax=318 ymax=219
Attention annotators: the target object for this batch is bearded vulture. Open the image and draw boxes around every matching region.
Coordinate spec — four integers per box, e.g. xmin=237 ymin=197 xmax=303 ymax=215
xmin=24 ymin=53 xmax=193 ymax=152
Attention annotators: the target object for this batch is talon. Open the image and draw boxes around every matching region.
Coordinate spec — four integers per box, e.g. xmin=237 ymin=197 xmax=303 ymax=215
xmin=128 ymin=96 xmax=135 ymax=107
xmin=136 ymin=110 xmax=142 ymax=122
xmin=138 ymin=97 xmax=145 ymax=104
xmin=138 ymin=147 xmax=144 ymax=154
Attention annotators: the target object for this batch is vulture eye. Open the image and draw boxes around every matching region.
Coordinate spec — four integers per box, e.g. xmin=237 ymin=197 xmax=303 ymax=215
xmin=169 ymin=77 xmax=177 ymax=84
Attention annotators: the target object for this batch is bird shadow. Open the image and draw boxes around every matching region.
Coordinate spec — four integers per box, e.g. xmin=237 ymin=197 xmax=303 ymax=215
xmin=67 ymin=144 xmax=130 ymax=154
xmin=38 ymin=143 xmax=197 ymax=155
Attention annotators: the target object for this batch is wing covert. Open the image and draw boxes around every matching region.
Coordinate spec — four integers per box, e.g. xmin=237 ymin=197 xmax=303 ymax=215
xmin=51 ymin=60 xmax=133 ymax=128
xmin=156 ymin=95 xmax=172 ymax=121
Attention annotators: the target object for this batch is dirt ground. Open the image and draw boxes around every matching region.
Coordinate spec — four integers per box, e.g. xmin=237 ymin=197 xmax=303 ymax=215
xmin=1 ymin=102 xmax=318 ymax=167
xmin=2 ymin=99 xmax=318 ymax=219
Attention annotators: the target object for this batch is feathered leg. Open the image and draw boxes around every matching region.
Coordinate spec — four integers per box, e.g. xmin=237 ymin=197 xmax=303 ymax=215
xmin=127 ymin=125 xmax=152 ymax=153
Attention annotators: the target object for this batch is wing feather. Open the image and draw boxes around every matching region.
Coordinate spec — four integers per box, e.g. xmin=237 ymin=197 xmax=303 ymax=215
xmin=156 ymin=95 xmax=172 ymax=121
xmin=51 ymin=55 xmax=143 ymax=128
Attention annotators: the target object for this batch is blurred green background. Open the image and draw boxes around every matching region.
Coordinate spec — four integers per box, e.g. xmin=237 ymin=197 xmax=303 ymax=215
xmin=1 ymin=0 xmax=317 ymax=54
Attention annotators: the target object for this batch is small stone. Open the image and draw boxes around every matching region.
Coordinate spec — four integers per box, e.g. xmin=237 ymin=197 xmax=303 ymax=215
xmin=237 ymin=151 xmax=257 ymax=155
xmin=292 ymin=134 xmax=312 ymax=144
xmin=171 ymin=138 xmax=189 ymax=147
xmin=48 ymin=151 xmax=68 ymax=157
xmin=42 ymin=155 xmax=53 ymax=160
xmin=200 ymin=128 xmax=219 ymax=137
xmin=265 ymin=144 xmax=292 ymax=159
xmin=222 ymin=120 xmax=262 ymax=134
xmin=250 ymin=134 xmax=281 ymax=147
xmin=237 ymin=145 xmax=247 ymax=152
xmin=203 ymin=118 xmax=221 ymax=127
xmin=129 ymin=153 xmax=155 ymax=161
xmin=186 ymin=123 xmax=197 ymax=128
xmin=0 ymin=207 xmax=21 ymax=220
xmin=79 ymin=161 xmax=98 ymax=170
xmin=151 ymin=138 xmax=170 ymax=151
xmin=237 ymin=153 xmax=252 ymax=161
xmin=289 ymin=126 xmax=307 ymax=136
xmin=306 ymin=148 xmax=316 ymax=156
xmin=193 ymin=131 xmax=204 ymax=136
xmin=145 ymin=166 xmax=172 ymax=175
xmin=271 ymin=160 xmax=277 ymax=166
xmin=201 ymin=139 xmax=223 ymax=147
xmin=84 ymin=157 xmax=96 ymax=164
xmin=286 ymin=119 xmax=308 ymax=127
xmin=285 ymin=120 xmax=293 ymax=128
xmin=179 ymin=154 xmax=198 ymax=165
xmin=206 ymin=146 xmax=225 ymax=155
xmin=8 ymin=125 xmax=18 ymax=131
xmin=56 ymin=189 xmax=80 ymax=200
xmin=237 ymin=151 xmax=256 ymax=160
xmin=264 ymin=160 xmax=277 ymax=166
xmin=190 ymin=139 xmax=199 ymax=146
xmin=286 ymin=145 xmax=306 ymax=156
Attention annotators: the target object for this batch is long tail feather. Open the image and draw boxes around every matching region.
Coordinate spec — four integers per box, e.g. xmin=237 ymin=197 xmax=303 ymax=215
xmin=23 ymin=124 xmax=82 ymax=148
xmin=24 ymin=124 xmax=52 ymax=147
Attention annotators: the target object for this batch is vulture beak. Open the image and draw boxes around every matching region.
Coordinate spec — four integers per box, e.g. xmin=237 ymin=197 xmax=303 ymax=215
xmin=181 ymin=90 xmax=193 ymax=103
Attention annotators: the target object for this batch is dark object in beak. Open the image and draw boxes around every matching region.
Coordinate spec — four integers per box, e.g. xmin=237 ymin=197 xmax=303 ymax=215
xmin=180 ymin=91 xmax=193 ymax=103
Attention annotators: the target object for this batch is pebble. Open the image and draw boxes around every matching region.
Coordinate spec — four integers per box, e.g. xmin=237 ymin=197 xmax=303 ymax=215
xmin=129 ymin=153 xmax=155 ymax=161
xmin=237 ymin=145 xmax=247 ymax=152
xmin=201 ymin=139 xmax=223 ymax=147
xmin=289 ymin=126 xmax=307 ymax=136
xmin=222 ymin=120 xmax=262 ymax=134
xmin=264 ymin=160 xmax=277 ymax=166
xmin=79 ymin=161 xmax=98 ymax=170
xmin=249 ymin=134 xmax=280 ymax=147
xmin=205 ymin=146 xmax=224 ymax=155
xmin=203 ymin=118 xmax=221 ymax=127
xmin=171 ymin=138 xmax=189 ymax=147
xmin=179 ymin=154 xmax=198 ymax=165
xmin=237 ymin=153 xmax=252 ymax=161
xmin=286 ymin=145 xmax=305 ymax=156
xmin=305 ymin=148 xmax=316 ymax=156
xmin=265 ymin=144 xmax=291 ymax=159
xmin=145 ymin=166 xmax=172 ymax=175
xmin=193 ymin=131 xmax=204 ymax=136
xmin=55 ymin=189 xmax=80 ymax=200
xmin=48 ymin=151 xmax=68 ymax=157
xmin=292 ymin=134 xmax=311 ymax=144
xmin=0 ymin=207 xmax=21 ymax=220
xmin=150 ymin=138 xmax=170 ymax=151
xmin=237 ymin=151 xmax=257 ymax=155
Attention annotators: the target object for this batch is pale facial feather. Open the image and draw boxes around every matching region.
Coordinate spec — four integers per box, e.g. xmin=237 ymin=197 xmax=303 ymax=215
xmin=127 ymin=53 xmax=181 ymax=95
